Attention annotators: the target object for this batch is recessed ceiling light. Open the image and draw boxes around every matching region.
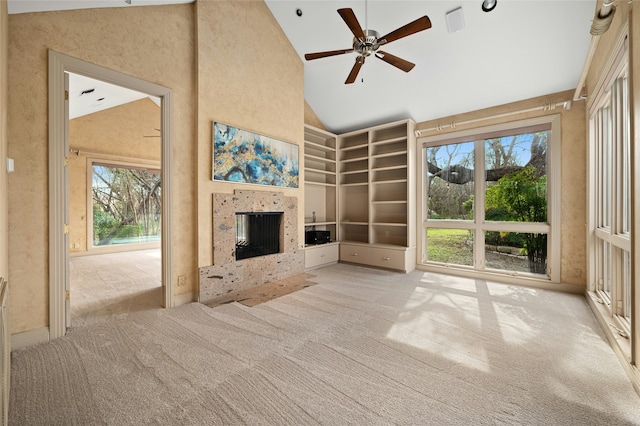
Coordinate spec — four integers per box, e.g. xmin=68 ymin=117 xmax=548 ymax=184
xmin=482 ymin=0 xmax=497 ymax=12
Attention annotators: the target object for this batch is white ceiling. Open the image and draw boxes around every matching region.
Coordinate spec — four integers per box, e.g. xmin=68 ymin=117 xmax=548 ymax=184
xmin=68 ymin=73 xmax=159 ymax=119
xmin=9 ymin=0 xmax=597 ymax=133
xmin=265 ymin=0 xmax=596 ymax=133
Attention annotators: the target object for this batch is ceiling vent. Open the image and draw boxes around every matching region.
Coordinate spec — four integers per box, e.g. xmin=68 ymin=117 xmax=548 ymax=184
xmin=446 ymin=7 xmax=465 ymax=33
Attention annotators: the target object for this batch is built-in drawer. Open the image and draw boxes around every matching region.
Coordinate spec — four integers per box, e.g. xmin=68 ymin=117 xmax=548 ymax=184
xmin=339 ymin=244 xmax=370 ymax=265
xmin=304 ymin=243 xmax=339 ymax=269
xmin=367 ymin=247 xmax=407 ymax=271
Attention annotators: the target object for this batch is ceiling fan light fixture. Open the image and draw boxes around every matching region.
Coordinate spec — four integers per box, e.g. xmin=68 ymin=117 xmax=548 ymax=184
xmin=482 ymin=0 xmax=497 ymax=12
xmin=353 ymin=29 xmax=380 ymax=57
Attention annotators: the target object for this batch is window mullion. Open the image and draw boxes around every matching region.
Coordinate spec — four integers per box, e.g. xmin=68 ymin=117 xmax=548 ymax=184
xmin=474 ymin=139 xmax=485 ymax=270
xmin=613 ymin=78 xmax=623 ymax=236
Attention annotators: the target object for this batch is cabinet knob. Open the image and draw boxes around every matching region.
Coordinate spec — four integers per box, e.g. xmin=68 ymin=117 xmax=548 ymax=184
xmin=351 ymin=253 xmax=358 ymax=256
xmin=383 ymin=257 xmax=391 ymax=261
xmin=320 ymin=254 xmax=325 ymax=258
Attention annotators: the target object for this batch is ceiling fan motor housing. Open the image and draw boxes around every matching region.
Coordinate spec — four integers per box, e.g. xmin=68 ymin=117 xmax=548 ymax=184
xmin=353 ymin=29 xmax=380 ymax=57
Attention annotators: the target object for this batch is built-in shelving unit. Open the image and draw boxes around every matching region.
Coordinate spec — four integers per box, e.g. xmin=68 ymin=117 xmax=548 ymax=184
xmin=303 ymin=120 xmax=416 ymax=272
xmin=337 ymin=119 xmax=416 ymax=272
xmin=303 ymin=125 xmax=339 ymax=269
xmin=338 ymin=130 xmax=369 ymax=244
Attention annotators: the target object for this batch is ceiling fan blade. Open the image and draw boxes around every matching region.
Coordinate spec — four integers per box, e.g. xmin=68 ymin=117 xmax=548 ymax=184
xmin=305 ymin=49 xmax=354 ymax=61
xmin=376 ymin=51 xmax=415 ymax=73
xmin=338 ymin=8 xmax=366 ymax=41
xmin=345 ymin=57 xmax=365 ymax=84
xmin=378 ymin=16 xmax=432 ymax=45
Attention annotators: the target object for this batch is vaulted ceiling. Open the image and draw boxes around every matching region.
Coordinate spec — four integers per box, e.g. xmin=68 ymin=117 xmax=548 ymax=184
xmin=8 ymin=0 xmax=597 ymax=132
xmin=265 ymin=1 xmax=596 ymax=133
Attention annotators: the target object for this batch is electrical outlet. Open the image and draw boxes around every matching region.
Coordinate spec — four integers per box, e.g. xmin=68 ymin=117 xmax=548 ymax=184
xmin=178 ymin=275 xmax=186 ymax=287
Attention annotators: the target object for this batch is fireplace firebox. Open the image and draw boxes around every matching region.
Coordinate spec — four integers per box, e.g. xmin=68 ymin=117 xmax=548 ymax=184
xmin=235 ymin=212 xmax=283 ymax=260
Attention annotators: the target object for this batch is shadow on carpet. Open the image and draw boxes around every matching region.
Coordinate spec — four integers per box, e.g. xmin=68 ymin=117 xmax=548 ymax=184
xmin=204 ymin=273 xmax=316 ymax=308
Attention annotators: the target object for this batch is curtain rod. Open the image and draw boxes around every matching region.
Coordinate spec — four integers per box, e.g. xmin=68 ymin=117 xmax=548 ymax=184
xmin=573 ymin=0 xmax=617 ymax=101
xmin=414 ymin=100 xmax=573 ymax=137
xmin=69 ymin=147 xmax=160 ymax=166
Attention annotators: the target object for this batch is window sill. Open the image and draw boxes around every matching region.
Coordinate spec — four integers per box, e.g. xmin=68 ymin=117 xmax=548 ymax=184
xmin=585 ymin=291 xmax=640 ymax=397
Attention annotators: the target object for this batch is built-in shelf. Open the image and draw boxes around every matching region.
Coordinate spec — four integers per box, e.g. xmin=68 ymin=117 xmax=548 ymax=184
xmin=304 ymin=125 xmax=338 ymax=251
xmin=306 ymin=167 xmax=334 ymax=175
xmin=306 ymin=181 xmax=335 ymax=187
xmin=336 ymin=119 xmax=416 ymax=272
xmin=303 ymin=120 xmax=416 ymax=272
xmin=304 ymin=221 xmax=337 ymax=227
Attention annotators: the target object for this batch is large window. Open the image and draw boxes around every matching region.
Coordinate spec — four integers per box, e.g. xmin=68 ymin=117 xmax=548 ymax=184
xmin=91 ymin=162 xmax=161 ymax=247
xmin=589 ymin=62 xmax=631 ymax=330
xmin=419 ymin=116 xmax=560 ymax=282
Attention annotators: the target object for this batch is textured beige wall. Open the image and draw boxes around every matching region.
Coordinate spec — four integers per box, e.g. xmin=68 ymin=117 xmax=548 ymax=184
xmin=0 ymin=0 xmax=7 ymax=283
xmin=304 ymin=101 xmax=325 ymax=130
xmin=69 ymin=98 xmax=161 ymax=253
xmin=416 ymin=90 xmax=587 ymax=287
xmin=8 ymin=5 xmax=196 ymax=334
xmin=196 ymin=1 xmax=304 ymax=267
xmin=559 ymin=99 xmax=588 ymax=286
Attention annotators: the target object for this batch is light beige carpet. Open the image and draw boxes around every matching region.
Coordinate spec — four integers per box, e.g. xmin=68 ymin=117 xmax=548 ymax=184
xmin=69 ymin=249 xmax=162 ymax=328
xmin=205 ymin=273 xmax=316 ymax=307
xmin=10 ymin=264 xmax=640 ymax=424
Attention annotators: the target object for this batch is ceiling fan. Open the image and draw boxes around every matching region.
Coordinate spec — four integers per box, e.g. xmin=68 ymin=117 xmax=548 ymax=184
xmin=304 ymin=8 xmax=432 ymax=84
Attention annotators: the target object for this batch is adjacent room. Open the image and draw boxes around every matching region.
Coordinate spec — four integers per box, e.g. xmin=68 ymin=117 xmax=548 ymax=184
xmin=67 ymin=73 xmax=163 ymax=328
xmin=1 ymin=0 xmax=639 ymax=423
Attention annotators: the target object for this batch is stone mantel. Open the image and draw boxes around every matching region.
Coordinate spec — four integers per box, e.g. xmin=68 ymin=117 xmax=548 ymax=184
xmin=199 ymin=189 xmax=303 ymax=303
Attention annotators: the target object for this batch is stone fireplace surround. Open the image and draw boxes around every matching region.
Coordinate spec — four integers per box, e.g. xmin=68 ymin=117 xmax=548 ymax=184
xmin=199 ymin=189 xmax=304 ymax=304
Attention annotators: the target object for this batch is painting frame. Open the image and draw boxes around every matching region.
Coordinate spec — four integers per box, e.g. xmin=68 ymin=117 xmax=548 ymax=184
xmin=212 ymin=122 xmax=299 ymax=188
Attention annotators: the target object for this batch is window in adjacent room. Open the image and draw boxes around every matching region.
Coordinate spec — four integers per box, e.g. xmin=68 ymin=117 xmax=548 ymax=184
xmin=91 ymin=162 xmax=161 ymax=247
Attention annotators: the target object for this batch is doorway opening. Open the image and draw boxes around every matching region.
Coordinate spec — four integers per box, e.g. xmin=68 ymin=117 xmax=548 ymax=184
xmin=48 ymin=51 xmax=174 ymax=339
xmin=67 ymin=73 xmax=163 ymax=328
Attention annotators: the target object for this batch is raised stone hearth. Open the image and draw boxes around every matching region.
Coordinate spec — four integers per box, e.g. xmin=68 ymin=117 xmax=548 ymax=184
xmin=199 ymin=190 xmax=304 ymax=304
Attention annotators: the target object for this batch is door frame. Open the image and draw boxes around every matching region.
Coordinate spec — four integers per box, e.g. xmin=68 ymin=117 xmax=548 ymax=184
xmin=48 ymin=50 xmax=174 ymax=339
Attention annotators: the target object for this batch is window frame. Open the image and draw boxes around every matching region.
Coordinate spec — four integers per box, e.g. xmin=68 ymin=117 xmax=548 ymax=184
xmin=587 ymin=43 xmax=631 ymax=331
xmin=417 ymin=114 xmax=561 ymax=285
xmin=86 ymin=157 xmax=162 ymax=254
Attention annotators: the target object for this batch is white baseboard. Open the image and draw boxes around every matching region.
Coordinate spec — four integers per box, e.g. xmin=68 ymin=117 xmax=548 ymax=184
xmin=174 ymin=291 xmax=194 ymax=307
xmin=11 ymin=294 xmax=195 ymax=351
xmin=11 ymin=327 xmax=49 ymax=351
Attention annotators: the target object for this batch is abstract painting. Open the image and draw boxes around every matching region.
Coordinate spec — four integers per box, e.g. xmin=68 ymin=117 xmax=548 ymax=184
xmin=213 ymin=122 xmax=299 ymax=188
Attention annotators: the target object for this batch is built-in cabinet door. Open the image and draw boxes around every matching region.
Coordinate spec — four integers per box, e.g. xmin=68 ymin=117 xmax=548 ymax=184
xmin=304 ymin=243 xmax=339 ymax=269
